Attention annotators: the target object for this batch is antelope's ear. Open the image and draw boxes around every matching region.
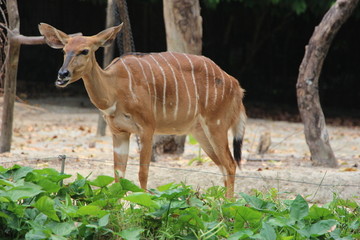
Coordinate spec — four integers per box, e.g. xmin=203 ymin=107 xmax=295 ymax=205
xmin=94 ymin=23 xmax=123 ymax=48
xmin=38 ymin=23 xmax=69 ymax=49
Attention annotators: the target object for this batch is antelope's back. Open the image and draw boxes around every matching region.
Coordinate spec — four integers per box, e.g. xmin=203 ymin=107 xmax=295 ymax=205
xmin=118 ymin=52 xmax=244 ymax=130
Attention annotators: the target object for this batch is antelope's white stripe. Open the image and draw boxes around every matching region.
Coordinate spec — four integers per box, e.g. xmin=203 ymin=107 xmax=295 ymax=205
xmin=101 ymin=102 xmax=117 ymax=116
xmin=203 ymin=58 xmax=209 ymax=108
xmin=142 ymin=59 xmax=157 ymax=116
xmin=114 ymin=143 xmax=129 ymax=156
xmin=159 ymin=53 xmax=179 ymax=119
xmin=120 ymin=59 xmax=137 ymax=101
xmin=183 ymin=54 xmax=198 ymax=115
xmin=209 ymin=62 xmax=217 ymax=106
xmin=114 ymin=138 xmax=129 ymax=156
xmin=169 ymin=52 xmax=192 ymax=117
xmin=218 ymin=65 xmax=226 ymax=101
xmin=132 ymin=57 xmax=151 ymax=95
xmin=226 ymin=72 xmax=233 ymax=93
xmin=150 ymin=54 xmax=167 ymax=118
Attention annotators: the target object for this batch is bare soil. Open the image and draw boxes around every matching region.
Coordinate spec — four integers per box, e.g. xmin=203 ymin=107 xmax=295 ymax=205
xmin=1 ymin=97 xmax=359 ymax=204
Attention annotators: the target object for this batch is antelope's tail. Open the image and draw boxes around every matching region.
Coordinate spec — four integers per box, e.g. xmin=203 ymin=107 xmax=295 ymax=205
xmin=232 ymin=107 xmax=246 ymax=168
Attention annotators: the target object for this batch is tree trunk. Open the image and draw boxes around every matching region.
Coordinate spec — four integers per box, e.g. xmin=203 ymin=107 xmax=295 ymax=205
xmin=96 ymin=0 xmax=116 ymax=137
xmin=152 ymin=0 xmax=202 ymax=160
xmin=96 ymin=0 xmax=135 ymax=136
xmin=296 ymin=0 xmax=358 ymax=167
xmin=163 ymin=0 xmax=202 ymax=55
xmin=115 ymin=0 xmax=135 ymax=54
xmin=0 ymin=0 xmax=20 ymax=153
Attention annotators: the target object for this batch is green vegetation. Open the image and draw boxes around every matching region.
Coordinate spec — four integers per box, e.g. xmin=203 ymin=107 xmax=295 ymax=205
xmin=187 ymin=135 xmax=209 ymax=166
xmin=0 ymin=165 xmax=359 ymax=239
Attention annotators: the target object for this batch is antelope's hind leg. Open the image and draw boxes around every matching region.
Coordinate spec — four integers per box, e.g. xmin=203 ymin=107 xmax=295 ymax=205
xmin=112 ymin=132 xmax=131 ymax=181
xmin=193 ymin=123 xmax=237 ymax=198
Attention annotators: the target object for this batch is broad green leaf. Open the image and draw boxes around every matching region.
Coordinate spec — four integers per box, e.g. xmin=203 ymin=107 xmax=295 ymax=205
xmin=0 ymin=211 xmax=10 ymax=218
xmin=290 ymin=195 xmax=309 ymax=221
xmin=25 ymin=229 xmax=48 ymax=240
xmin=120 ymin=178 xmax=143 ymax=192
xmin=267 ymin=216 xmax=294 ymax=227
xmin=4 ymin=182 xmax=44 ymax=201
xmin=77 ymin=205 xmax=107 ymax=217
xmin=309 ymin=219 xmax=337 ymax=236
xmin=0 ymin=179 xmax=15 ymax=187
xmin=34 ymin=196 xmax=59 ymax=222
xmin=308 ymin=205 xmax=332 ymax=220
xmin=280 ymin=237 xmax=294 ymax=240
xmin=240 ymin=192 xmax=275 ymax=210
xmin=159 ymin=188 xmax=190 ymax=200
xmin=50 ymin=235 xmax=68 ymax=240
xmin=223 ymin=204 xmax=262 ymax=224
xmin=90 ymin=199 xmax=107 ymax=208
xmin=98 ymin=214 xmax=110 ymax=227
xmin=179 ymin=207 xmax=205 ymax=229
xmin=123 ymin=192 xmax=160 ymax=209
xmin=0 ymin=165 xmax=6 ymax=173
xmin=228 ymin=229 xmax=253 ymax=240
xmin=108 ymin=182 xmax=126 ymax=197
xmin=13 ymin=166 xmax=33 ymax=181
xmin=157 ymin=182 xmax=177 ymax=191
xmin=32 ymin=168 xmax=72 ymax=182
xmin=46 ymin=222 xmax=76 ymax=236
xmin=37 ymin=179 xmax=61 ymax=193
xmin=349 ymin=219 xmax=359 ymax=230
xmin=119 ymin=227 xmax=144 ymax=240
xmin=260 ymin=222 xmax=276 ymax=240
xmin=0 ymin=196 xmax=10 ymax=203
xmin=89 ymin=175 xmax=114 ymax=187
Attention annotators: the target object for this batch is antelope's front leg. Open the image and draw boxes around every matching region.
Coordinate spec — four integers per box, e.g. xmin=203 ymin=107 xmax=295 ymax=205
xmin=112 ymin=132 xmax=131 ymax=181
xmin=138 ymin=130 xmax=154 ymax=190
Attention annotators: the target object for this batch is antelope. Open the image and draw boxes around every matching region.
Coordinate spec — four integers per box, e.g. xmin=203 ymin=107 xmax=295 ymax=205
xmin=39 ymin=23 xmax=246 ymax=198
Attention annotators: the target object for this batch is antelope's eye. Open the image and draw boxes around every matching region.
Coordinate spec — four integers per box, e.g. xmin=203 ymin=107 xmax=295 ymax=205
xmin=79 ymin=49 xmax=89 ymax=56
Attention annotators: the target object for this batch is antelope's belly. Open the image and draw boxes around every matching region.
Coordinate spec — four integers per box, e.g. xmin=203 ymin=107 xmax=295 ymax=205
xmin=154 ymin=118 xmax=197 ymax=135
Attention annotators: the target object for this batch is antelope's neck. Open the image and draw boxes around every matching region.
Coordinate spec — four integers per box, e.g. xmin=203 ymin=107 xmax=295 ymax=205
xmin=82 ymin=56 xmax=117 ymax=111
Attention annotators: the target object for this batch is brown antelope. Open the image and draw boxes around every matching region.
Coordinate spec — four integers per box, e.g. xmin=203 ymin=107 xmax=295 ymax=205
xmin=39 ymin=23 xmax=246 ymax=198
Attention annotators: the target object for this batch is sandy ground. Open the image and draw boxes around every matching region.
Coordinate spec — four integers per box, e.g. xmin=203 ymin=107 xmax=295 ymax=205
xmin=0 ymin=97 xmax=359 ymax=204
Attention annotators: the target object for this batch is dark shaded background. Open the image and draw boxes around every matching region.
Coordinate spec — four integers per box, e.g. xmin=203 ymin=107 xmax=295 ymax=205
xmin=14 ymin=0 xmax=360 ymax=121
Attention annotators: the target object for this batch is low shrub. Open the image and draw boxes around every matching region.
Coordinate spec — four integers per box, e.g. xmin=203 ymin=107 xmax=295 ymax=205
xmin=0 ymin=165 xmax=358 ymax=239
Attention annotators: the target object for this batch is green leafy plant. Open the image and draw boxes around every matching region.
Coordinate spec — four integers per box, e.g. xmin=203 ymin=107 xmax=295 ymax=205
xmin=187 ymin=135 xmax=209 ymax=166
xmin=0 ymin=165 xmax=359 ymax=239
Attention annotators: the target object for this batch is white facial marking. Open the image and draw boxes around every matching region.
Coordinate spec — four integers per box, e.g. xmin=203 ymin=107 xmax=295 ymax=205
xmin=217 ymin=119 xmax=221 ymax=125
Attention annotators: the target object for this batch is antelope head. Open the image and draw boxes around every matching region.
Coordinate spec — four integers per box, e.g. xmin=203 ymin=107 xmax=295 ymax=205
xmin=39 ymin=23 xmax=123 ymax=87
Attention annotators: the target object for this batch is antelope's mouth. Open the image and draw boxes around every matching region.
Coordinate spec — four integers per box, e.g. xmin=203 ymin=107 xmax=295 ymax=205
xmin=55 ymin=78 xmax=70 ymax=87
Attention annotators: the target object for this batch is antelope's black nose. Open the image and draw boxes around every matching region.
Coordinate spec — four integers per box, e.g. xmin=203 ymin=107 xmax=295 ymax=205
xmin=58 ymin=69 xmax=70 ymax=79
